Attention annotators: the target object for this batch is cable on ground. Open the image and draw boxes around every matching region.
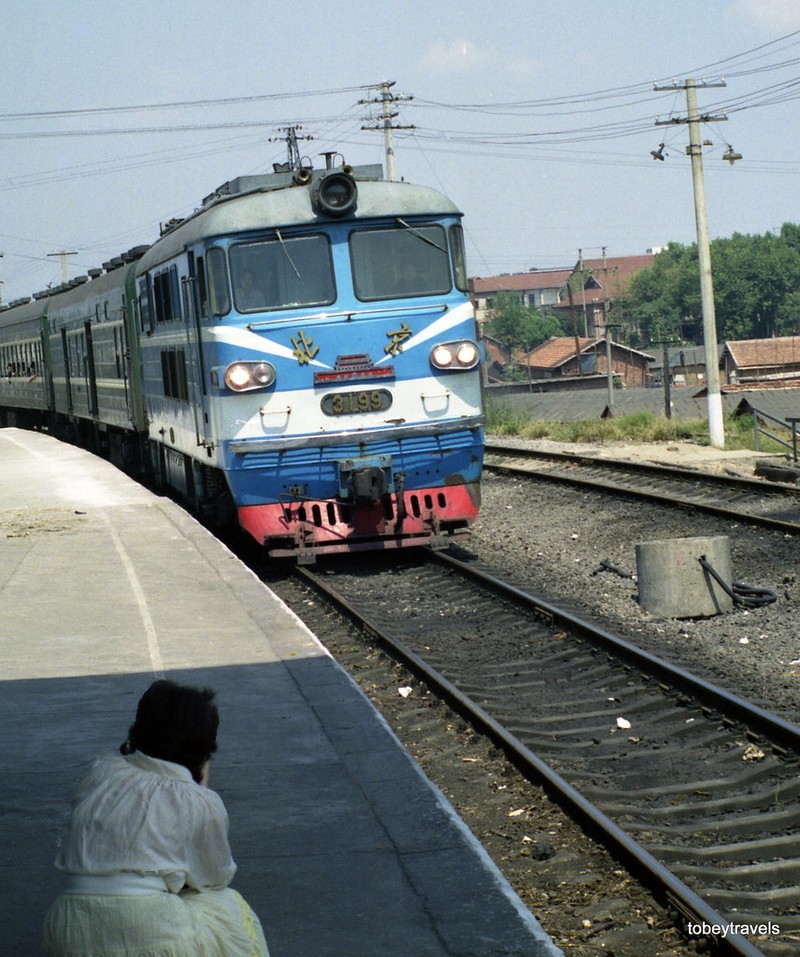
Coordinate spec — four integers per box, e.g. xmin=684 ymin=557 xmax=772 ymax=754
xmin=591 ymin=558 xmax=636 ymax=580
xmin=698 ymin=556 xmax=778 ymax=609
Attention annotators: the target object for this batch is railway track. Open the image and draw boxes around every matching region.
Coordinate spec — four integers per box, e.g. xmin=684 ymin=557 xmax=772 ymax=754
xmin=272 ymin=550 xmax=800 ymax=957
xmin=483 ymin=441 xmax=800 ymax=533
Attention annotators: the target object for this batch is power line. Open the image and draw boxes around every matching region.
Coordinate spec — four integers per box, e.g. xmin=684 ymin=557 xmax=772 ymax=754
xmin=0 ymin=85 xmax=368 ymax=122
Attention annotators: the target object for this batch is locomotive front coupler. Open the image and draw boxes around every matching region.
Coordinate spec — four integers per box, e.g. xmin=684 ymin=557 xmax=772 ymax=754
xmin=336 ymin=454 xmax=394 ymax=504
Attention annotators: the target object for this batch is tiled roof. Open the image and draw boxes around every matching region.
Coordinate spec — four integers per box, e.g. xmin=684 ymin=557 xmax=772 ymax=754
xmin=724 ymin=336 xmax=800 ymax=370
xmin=527 ymin=336 xmax=597 ymax=366
xmin=492 ymin=384 xmax=800 ymax=424
xmin=567 ymin=254 xmax=655 ymax=302
xmin=470 ymin=270 xmax=573 ymax=294
xmin=525 ymin=336 xmax=654 ymax=368
xmin=482 ymin=336 xmax=507 ymax=367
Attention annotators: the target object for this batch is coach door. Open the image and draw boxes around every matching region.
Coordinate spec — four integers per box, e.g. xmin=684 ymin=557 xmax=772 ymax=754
xmin=60 ymin=329 xmax=73 ymax=411
xmin=84 ymin=321 xmax=99 ymax=415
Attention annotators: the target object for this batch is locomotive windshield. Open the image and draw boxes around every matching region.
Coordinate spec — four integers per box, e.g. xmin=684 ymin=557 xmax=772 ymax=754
xmin=230 ymin=233 xmax=335 ymax=312
xmin=350 ymin=224 xmax=452 ymax=301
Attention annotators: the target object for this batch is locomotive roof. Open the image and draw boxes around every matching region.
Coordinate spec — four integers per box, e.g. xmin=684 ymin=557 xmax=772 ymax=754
xmin=0 ymin=170 xmax=464 ymax=319
xmin=136 ymin=174 xmax=463 ymax=273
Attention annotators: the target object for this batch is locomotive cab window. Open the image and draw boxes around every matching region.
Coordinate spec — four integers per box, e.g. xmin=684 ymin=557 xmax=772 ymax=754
xmin=230 ymin=233 xmax=335 ymax=313
xmin=350 ymin=223 xmax=451 ymax=302
xmin=206 ymin=247 xmax=231 ymax=316
xmin=449 ymin=224 xmax=469 ymax=293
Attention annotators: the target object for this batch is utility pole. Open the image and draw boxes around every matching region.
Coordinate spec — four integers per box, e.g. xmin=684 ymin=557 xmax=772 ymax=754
xmin=602 ymin=247 xmax=612 ymax=408
xmin=269 ymin=125 xmax=314 ymax=172
xmin=577 ymin=247 xmax=588 ymax=336
xmin=605 ymin=322 xmax=621 ymax=411
xmin=360 ymin=80 xmax=415 ymax=182
xmin=655 ymin=78 xmax=728 ymax=448
xmin=48 ymin=250 xmax=77 ymax=284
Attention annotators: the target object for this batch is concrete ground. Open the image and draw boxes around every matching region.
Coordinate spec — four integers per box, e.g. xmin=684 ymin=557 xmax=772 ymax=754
xmin=0 ymin=428 xmax=561 ymax=957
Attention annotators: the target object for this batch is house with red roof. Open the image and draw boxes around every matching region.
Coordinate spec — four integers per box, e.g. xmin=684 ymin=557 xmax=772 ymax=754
xmin=469 ymin=269 xmax=573 ymax=326
xmin=556 ymin=253 xmax=656 ymax=336
xmin=522 ymin=336 xmax=654 ymax=388
xmin=722 ymin=337 xmax=800 ymax=386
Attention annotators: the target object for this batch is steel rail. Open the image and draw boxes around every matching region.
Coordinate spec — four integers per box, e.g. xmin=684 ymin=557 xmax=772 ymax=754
xmin=292 ymin=561 xmax=770 ymax=957
xmin=484 ymin=441 xmax=795 ymax=493
xmin=432 ymin=550 xmax=800 ymax=751
xmin=483 ymin=443 xmax=800 ymax=535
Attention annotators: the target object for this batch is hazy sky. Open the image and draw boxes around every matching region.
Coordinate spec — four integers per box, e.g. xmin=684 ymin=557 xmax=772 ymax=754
xmin=1 ymin=0 xmax=799 ymax=302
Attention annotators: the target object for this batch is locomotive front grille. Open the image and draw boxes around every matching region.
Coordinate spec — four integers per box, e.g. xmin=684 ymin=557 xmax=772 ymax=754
xmin=281 ymin=490 xmax=449 ymax=528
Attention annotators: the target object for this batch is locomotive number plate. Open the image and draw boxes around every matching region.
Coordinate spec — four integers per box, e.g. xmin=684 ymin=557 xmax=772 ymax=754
xmin=321 ymin=388 xmax=392 ymax=416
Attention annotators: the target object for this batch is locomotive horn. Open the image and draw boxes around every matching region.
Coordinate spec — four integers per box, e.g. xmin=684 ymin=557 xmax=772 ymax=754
xmin=293 ymin=167 xmax=313 ymax=185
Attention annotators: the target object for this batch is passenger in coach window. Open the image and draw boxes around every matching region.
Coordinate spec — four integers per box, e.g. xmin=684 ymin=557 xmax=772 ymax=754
xmin=43 ymin=679 xmax=270 ymax=957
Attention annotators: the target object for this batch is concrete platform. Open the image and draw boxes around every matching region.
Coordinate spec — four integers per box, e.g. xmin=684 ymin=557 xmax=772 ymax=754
xmin=0 ymin=428 xmax=561 ymax=957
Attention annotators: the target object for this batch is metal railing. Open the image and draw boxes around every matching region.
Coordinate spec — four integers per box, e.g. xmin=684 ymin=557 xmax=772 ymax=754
xmin=751 ymin=405 xmax=800 ymax=461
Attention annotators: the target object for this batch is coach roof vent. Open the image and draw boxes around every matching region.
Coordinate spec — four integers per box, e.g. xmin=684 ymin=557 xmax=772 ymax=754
xmin=126 ymin=245 xmax=150 ymax=260
xmin=88 ymin=268 xmax=103 ymax=279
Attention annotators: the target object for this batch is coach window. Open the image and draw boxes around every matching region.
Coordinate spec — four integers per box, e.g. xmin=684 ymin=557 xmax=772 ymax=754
xmin=206 ymin=247 xmax=231 ymax=316
xmin=350 ymin=224 xmax=451 ymax=301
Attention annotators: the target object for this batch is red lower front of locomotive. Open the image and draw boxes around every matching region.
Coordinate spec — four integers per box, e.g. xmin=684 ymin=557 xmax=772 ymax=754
xmin=238 ymin=481 xmax=481 ymax=560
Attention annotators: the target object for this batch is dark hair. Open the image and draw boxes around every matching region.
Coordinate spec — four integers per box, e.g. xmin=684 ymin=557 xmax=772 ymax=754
xmin=121 ymin=680 xmax=219 ymax=783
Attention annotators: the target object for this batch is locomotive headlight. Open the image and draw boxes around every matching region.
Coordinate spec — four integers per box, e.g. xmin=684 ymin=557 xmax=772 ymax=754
xmin=456 ymin=342 xmax=479 ymax=366
xmin=223 ymin=360 xmax=276 ymax=392
xmin=432 ymin=345 xmax=455 ymax=367
xmin=311 ymin=171 xmax=358 ymax=217
xmin=430 ymin=339 xmax=480 ymax=371
xmin=251 ymin=362 xmax=275 ymax=386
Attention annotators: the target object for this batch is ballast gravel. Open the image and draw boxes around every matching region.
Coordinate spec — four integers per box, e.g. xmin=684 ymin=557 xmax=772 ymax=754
xmin=471 ymin=436 xmax=800 ymax=725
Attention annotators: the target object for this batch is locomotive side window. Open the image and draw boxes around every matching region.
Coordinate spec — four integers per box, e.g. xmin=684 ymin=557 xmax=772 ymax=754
xmin=229 ymin=234 xmax=335 ymax=313
xmin=449 ymin=224 xmax=469 ymax=293
xmin=169 ymin=266 xmax=182 ymax=321
xmin=152 ymin=267 xmax=183 ymax=323
xmin=153 ymin=272 xmax=168 ymax=323
xmin=138 ymin=278 xmax=153 ymax=333
xmin=161 ymin=348 xmax=189 ymax=401
xmin=350 ymin=224 xmax=451 ymax=301
xmin=206 ymin=247 xmax=231 ymax=316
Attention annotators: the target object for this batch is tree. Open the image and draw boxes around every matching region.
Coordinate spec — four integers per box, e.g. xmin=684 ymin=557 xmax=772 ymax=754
xmin=625 ymin=228 xmax=800 ymax=345
xmin=486 ymin=292 xmax=562 ymax=378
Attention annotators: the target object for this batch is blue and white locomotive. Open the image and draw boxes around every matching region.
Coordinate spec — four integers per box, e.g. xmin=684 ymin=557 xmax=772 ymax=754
xmin=0 ymin=159 xmax=484 ymax=559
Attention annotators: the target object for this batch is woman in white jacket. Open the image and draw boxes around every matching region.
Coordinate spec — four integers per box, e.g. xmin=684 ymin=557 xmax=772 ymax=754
xmin=44 ymin=680 xmax=269 ymax=957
